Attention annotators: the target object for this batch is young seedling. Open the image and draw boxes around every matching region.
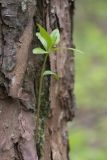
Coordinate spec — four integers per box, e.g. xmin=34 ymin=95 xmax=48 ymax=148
xmin=33 ymin=24 xmax=83 ymax=141
xmin=33 ymin=24 xmax=60 ymax=141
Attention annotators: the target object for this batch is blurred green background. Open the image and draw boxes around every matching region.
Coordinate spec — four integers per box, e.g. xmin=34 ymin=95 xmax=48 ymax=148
xmin=69 ymin=0 xmax=107 ymax=159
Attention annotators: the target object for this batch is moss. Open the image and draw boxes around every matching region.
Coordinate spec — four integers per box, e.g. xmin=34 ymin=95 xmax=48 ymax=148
xmin=36 ymin=77 xmax=50 ymax=159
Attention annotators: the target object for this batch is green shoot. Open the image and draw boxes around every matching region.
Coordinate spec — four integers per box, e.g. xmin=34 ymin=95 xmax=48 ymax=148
xmin=33 ymin=24 xmax=60 ymax=141
xmin=33 ymin=48 xmax=48 ymax=54
xmin=33 ymin=24 xmax=83 ymax=142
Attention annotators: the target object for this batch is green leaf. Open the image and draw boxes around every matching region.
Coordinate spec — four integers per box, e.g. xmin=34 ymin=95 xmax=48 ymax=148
xmin=36 ymin=33 xmax=47 ymax=50
xmin=51 ymin=47 xmax=84 ymax=54
xmin=50 ymin=29 xmax=60 ymax=46
xmin=37 ymin=24 xmax=52 ymax=50
xmin=33 ymin=48 xmax=48 ymax=54
xmin=68 ymin=48 xmax=84 ymax=54
xmin=43 ymin=70 xmax=59 ymax=80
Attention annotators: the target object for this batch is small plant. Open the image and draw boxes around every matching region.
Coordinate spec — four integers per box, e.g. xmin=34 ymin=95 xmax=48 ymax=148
xmin=33 ymin=24 xmax=60 ymax=141
xmin=33 ymin=24 xmax=83 ymax=141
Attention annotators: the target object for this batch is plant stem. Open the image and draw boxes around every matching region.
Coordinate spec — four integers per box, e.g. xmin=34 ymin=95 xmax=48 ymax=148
xmin=36 ymin=54 xmax=48 ymax=142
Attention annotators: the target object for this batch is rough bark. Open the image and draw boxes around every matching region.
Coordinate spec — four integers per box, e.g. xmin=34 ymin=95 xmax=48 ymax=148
xmin=44 ymin=1 xmax=75 ymax=160
xmin=0 ymin=1 xmax=38 ymax=159
xmin=0 ymin=0 xmax=75 ymax=160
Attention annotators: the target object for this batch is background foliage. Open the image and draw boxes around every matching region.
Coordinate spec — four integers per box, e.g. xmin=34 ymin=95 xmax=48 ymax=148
xmin=69 ymin=0 xmax=107 ymax=159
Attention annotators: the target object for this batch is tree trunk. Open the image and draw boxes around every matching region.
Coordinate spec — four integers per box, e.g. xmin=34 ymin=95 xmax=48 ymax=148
xmin=0 ymin=0 xmax=75 ymax=160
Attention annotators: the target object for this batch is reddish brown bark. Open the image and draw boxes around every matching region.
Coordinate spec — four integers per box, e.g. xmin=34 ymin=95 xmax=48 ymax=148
xmin=0 ymin=1 xmax=37 ymax=159
xmin=0 ymin=0 xmax=75 ymax=159
xmin=43 ymin=1 xmax=75 ymax=160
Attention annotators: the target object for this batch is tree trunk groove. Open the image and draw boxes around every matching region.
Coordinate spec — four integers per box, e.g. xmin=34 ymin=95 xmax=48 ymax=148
xmin=0 ymin=0 xmax=75 ymax=160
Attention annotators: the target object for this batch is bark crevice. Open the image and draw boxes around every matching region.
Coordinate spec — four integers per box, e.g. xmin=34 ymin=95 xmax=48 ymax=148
xmin=14 ymin=142 xmax=24 ymax=160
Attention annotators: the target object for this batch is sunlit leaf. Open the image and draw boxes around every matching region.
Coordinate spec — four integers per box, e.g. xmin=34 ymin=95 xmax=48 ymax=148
xmin=33 ymin=48 xmax=48 ymax=54
xmin=43 ymin=70 xmax=59 ymax=80
xmin=50 ymin=29 xmax=60 ymax=46
xmin=37 ymin=24 xmax=52 ymax=50
xmin=36 ymin=33 xmax=47 ymax=50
